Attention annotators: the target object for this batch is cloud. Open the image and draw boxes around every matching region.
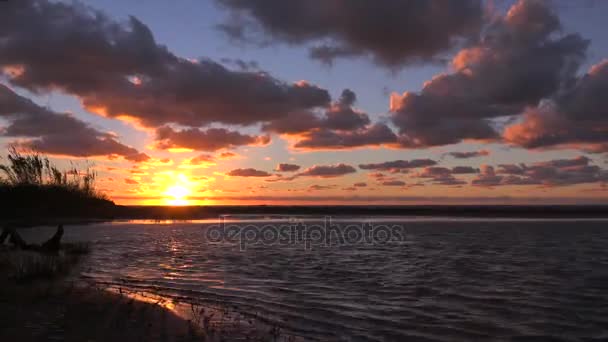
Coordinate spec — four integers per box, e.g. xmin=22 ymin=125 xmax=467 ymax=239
xmin=0 ymin=0 xmax=331 ymax=129
xmin=471 ymin=166 xmax=505 ymax=187
xmin=504 ymin=60 xmax=608 ymax=152
xmin=353 ymin=182 xmax=367 ymax=187
xmin=124 ymin=178 xmax=139 ymax=185
xmin=154 ymin=126 xmax=270 ymax=151
xmin=472 ymin=156 xmax=608 ymax=187
xmin=367 ymin=172 xmax=386 ymax=180
xmin=215 ymin=0 xmax=484 ymax=67
xmin=293 ymin=124 xmax=397 ymax=150
xmin=261 ymin=110 xmax=322 ymax=134
xmin=189 ymin=154 xmax=215 ymax=165
xmin=219 ymin=58 xmax=260 ymax=71
xmin=416 ymin=167 xmax=452 ymax=177
xmin=0 ymin=0 xmax=393 ymax=157
xmin=227 ymin=168 xmax=272 ymax=177
xmin=219 ymin=151 xmax=237 ymax=159
xmin=275 ymin=163 xmax=301 ymax=172
xmin=414 ymin=167 xmax=468 ymax=186
xmin=0 ymin=83 xmax=149 ymax=162
xmin=390 ymin=0 xmax=589 ymax=147
xmin=297 ymin=163 xmax=356 ymax=178
xmin=308 ymin=184 xmax=335 ymax=191
xmin=262 ymin=89 xmax=397 ymax=150
xmin=446 ymin=150 xmax=490 ymax=159
xmin=451 ymin=166 xmax=480 ymax=174
xmin=359 ymin=159 xmax=437 ymax=172
xmin=322 ymin=90 xmax=370 ymax=130
xmin=381 ymin=180 xmax=406 ymax=187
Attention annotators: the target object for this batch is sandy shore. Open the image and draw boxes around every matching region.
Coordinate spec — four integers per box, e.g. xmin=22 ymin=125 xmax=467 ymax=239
xmin=0 ymin=239 xmax=298 ymax=341
xmin=0 ymin=272 xmax=299 ymax=341
xmin=0 ymin=281 xmax=204 ymax=341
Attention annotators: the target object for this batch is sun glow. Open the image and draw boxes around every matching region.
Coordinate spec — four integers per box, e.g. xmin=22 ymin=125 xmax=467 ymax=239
xmin=164 ymin=174 xmax=192 ymax=206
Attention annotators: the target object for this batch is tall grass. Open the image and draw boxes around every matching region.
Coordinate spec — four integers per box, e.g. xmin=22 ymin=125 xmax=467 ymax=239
xmin=0 ymin=146 xmax=102 ymax=197
xmin=0 ymin=147 xmax=113 ymax=218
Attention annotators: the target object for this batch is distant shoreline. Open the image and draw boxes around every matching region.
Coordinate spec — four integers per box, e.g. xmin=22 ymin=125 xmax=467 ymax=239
xmin=116 ymin=204 xmax=608 ymax=220
xmin=4 ymin=205 xmax=608 ymax=222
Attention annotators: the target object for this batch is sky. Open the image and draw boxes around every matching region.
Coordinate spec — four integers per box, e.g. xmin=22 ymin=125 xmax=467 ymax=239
xmin=1 ymin=0 xmax=608 ymax=205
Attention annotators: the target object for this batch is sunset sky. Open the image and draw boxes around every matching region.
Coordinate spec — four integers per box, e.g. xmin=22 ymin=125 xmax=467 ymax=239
xmin=1 ymin=0 xmax=608 ymax=205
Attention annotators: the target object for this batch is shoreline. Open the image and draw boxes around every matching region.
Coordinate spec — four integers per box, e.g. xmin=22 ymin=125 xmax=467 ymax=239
xmin=3 ymin=204 xmax=608 ymax=223
xmin=0 ymin=277 xmax=301 ymax=341
xmin=0 ymin=245 xmax=302 ymax=341
xmin=0 ymin=279 xmax=203 ymax=341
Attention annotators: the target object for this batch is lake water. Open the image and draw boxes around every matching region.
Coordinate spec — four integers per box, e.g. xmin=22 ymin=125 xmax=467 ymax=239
xmin=23 ymin=218 xmax=608 ymax=341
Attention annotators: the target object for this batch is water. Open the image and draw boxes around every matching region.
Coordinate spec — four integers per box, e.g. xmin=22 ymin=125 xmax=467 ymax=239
xmin=22 ymin=218 xmax=608 ymax=341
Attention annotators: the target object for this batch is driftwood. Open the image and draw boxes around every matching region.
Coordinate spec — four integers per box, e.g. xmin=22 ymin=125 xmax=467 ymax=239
xmin=0 ymin=224 xmax=64 ymax=253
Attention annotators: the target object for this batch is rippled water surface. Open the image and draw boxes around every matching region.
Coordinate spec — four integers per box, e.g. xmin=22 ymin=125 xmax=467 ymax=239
xmin=23 ymin=218 xmax=608 ymax=341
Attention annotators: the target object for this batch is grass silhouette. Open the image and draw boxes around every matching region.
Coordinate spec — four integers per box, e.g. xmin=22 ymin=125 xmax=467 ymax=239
xmin=0 ymin=147 xmax=114 ymax=219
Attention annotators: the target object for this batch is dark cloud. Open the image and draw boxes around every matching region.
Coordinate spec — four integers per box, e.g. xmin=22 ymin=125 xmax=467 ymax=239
xmin=124 ymin=178 xmax=139 ymax=185
xmin=353 ymin=182 xmax=367 ymax=187
xmin=323 ymin=89 xmax=370 ymax=131
xmin=390 ymin=0 xmax=589 ymax=147
xmin=414 ymin=167 xmax=467 ymax=186
xmin=263 ymin=88 xmax=383 ymax=148
xmin=154 ymin=126 xmax=270 ymax=151
xmin=472 ymin=165 xmax=531 ymax=187
xmin=0 ymin=0 xmax=331 ymax=129
xmin=261 ymin=110 xmax=322 ymax=134
xmin=189 ymin=154 xmax=215 ymax=164
xmin=367 ymin=172 xmax=386 ymax=180
xmin=472 ymin=156 xmax=608 ymax=187
xmin=359 ymin=159 xmax=437 ymax=172
xmin=297 ymin=163 xmax=356 ymax=178
xmin=451 ymin=166 xmax=480 ymax=174
xmin=215 ymin=0 xmax=484 ymax=67
xmin=275 ymin=163 xmax=301 ymax=172
xmin=308 ymin=184 xmax=335 ymax=191
xmin=504 ymin=60 xmax=608 ymax=152
xmin=496 ymin=164 xmax=527 ymax=175
xmin=0 ymin=83 xmax=149 ymax=162
xmin=293 ymin=124 xmax=397 ymax=150
xmin=416 ymin=167 xmax=452 ymax=178
xmin=263 ymin=163 xmax=357 ymax=181
xmin=433 ymin=178 xmax=467 ymax=186
xmin=261 ymin=87 xmax=398 ymax=151
xmin=446 ymin=150 xmax=490 ymax=159
xmin=1 ymin=1 xmax=391 ymax=155
xmin=219 ymin=151 xmax=237 ymax=159
xmin=227 ymin=168 xmax=272 ymax=177
xmin=381 ymin=180 xmax=406 ymax=187
xmin=322 ymin=105 xmax=370 ymax=131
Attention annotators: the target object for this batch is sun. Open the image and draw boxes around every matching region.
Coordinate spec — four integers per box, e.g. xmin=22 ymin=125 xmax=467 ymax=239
xmin=166 ymin=185 xmax=189 ymax=199
xmin=164 ymin=174 xmax=192 ymax=206
xmin=165 ymin=185 xmax=190 ymax=205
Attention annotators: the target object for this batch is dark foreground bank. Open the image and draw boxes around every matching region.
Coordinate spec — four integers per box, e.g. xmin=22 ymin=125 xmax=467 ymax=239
xmin=0 ymin=248 xmax=299 ymax=341
xmin=0 ymin=282 xmax=203 ymax=342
